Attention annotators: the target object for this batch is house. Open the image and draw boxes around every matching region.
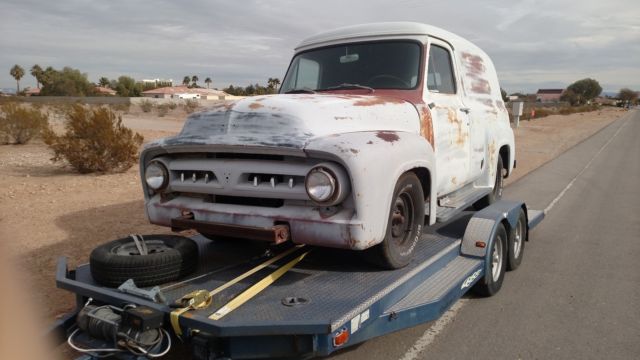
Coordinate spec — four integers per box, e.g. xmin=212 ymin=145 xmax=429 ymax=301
xmin=141 ymin=86 xmax=228 ymax=100
xmin=94 ymin=86 xmax=117 ymax=96
xmin=536 ymin=89 xmax=564 ymax=102
xmin=24 ymin=87 xmax=41 ymax=96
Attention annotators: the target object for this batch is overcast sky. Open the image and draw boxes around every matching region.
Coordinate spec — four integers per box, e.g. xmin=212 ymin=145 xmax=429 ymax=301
xmin=1 ymin=0 xmax=639 ymax=93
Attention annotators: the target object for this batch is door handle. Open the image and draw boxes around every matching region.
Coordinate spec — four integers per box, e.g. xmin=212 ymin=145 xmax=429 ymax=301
xmin=460 ymin=107 xmax=471 ymax=114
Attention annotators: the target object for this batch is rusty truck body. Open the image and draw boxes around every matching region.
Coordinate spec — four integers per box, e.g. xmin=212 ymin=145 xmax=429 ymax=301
xmin=139 ymin=22 xmax=515 ymax=268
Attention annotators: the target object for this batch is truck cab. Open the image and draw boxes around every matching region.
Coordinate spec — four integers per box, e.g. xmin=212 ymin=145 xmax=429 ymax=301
xmin=140 ymin=22 xmax=515 ymax=268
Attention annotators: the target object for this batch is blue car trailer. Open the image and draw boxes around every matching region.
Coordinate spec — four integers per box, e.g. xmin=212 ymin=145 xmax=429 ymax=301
xmin=51 ymin=200 xmax=543 ymax=359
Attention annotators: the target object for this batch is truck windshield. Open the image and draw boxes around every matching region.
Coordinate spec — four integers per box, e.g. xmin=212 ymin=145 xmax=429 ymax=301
xmin=280 ymin=41 xmax=422 ymax=93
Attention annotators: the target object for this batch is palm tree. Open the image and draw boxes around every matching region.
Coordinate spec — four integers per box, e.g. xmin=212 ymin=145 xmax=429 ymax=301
xmin=182 ymin=76 xmax=191 ymax=86
xmin=191 ymin=75 xmax=199 ymax=87
xmin=30 ymin=64 xmax=43 ymax=89
xmin=98 ymin=77 xmax=110 ymax=88
xmin=10 ymin=64 xmax=25 ymax=93
xmin=204 ymin=77 xmax=212 ymax=89
xmin=267 ymin=77 xmax=281 ymax=93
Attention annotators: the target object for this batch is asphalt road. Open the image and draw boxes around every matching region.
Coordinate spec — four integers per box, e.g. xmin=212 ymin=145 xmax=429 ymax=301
xmin=331 ymin=110 xmax=640 ymax=360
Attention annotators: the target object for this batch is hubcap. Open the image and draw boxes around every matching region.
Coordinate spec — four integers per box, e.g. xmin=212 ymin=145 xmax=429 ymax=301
xmin=513 ymin=219 xmax=524 ymax=259
xmin=391 ymin=193 xmax=414 ymax=245
xmin=112 ymin=240 xmax=170 ymax=256
xmin=491 ymin=235 xmax=503 ymax=282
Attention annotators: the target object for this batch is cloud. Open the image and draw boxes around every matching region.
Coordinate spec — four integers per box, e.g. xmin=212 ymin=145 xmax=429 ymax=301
xmin=1 ymin=0 xmax=638 ymax=93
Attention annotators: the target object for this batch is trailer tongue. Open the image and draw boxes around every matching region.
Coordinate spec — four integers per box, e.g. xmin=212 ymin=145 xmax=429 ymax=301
xmin=52 ymin=201 xmax=543 ymax=359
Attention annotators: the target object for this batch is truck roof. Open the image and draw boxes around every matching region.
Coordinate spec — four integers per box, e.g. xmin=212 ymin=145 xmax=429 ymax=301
xmin=295 ymin=22 xmax=477 ymax=53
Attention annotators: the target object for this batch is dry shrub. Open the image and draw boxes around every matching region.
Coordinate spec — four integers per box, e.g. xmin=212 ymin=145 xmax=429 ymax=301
xmin=0 ymin=102 xmax=49 ymax=144
xmin=43 ymin=105 xmax=143 ymax=173
xmin=156 ymin=103 xmax=171 ymax=117
xmin=183 ymin=99 xmax=199 ymax=114
xmin=139 ymin=99 xmax=154 ymax=113
xmin=532 ymin=108 xmax=553 ymax=119
xmin=111 ymin=103 xmax=131 ymax=114
xmin=167 ymin=102 xmax=178 ymax=110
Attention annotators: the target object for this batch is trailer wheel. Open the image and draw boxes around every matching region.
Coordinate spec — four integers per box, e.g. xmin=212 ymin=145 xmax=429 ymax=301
xmin=90 ymin=235 xmax=198 ymax=287
xmin=474 ymin=156 xmax=504 ymax=210
xmin=473 ymin=223 xmax=507 ymax=296
xmin=507 ymin=208 xmax=527 ymax=271
xmin=368 ymin=173 xmax=424 ymax=269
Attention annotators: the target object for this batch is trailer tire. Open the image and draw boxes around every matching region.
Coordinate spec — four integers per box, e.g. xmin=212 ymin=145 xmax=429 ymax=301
xmin=368 ymin=173 xmax=424 ymax=269
xmin=507 ymin=208 xmax=527 ymax=271
xmin=473 ymin=223 xmax=507 ymax=297
xmin=474 ymin=156 xmax=504 ymax=210
xmin=90 ymin=235 xmax=198 ymax=287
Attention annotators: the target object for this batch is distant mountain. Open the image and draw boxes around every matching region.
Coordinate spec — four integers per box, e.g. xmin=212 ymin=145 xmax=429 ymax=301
xmin=601 ymin=91 xmax=618 ymax=98
xmin=0 ymin=88 xmax=16 ymax=95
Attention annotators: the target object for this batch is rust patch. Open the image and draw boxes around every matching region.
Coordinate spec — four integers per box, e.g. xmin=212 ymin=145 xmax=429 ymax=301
xmin=451 ymin=176 xmax=457 ymax=185
xmin=461 ymin=53 xmax=485 ymax=76
xmin=419 ymin=106 xmax=434 ymax=147
xmin=376 ymin=131 xmax=399 ymax=143
xmin=248 ymin=102 xmax=264 ymax=110
xmin=481 ymin=99 xmax=494 ymax=107
xmin=334 ymin=116 xmax=352 ymax=120
xmin=353 ymin=96 xmax=405 ymax=107
xmin=366 ymin=140 xmax=373 ymax=145
xmin=446 ymin=108 xmax=468 ymax=146
xmin=470 ymin=79 xmax=491 ymax=94
xmin=349 ymin=148 xmax=359 ymax=154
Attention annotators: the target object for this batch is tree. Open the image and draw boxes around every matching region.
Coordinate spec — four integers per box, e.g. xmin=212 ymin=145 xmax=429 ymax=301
xmin=10 ymin=64 xmax=25 ymax=94
xmin=191 ymin=75 xmax=199 ymax=87
xmin=617 ymin=88 xmax=638 ymax=106
xmin=30 ymin=64 xmax=43 ymax=89
xmin=267 ymin=77 xmax=281 ymax=93
xmin=39 ymin=67 xmax=96 ymax=96
xmin=114 ymin=76 xmax=142 ymax=97
xmin=182 ymin=76 xmax=191 ymax=86
xmin=561 ymin=78 xmax=602 ymax=106
xmin=500 ymin=88 xmax=508 ymax=102
xmin=204 ymin=77 xmax=212 ymax=88
xmin=98 ymin=77 xmax=111 ymax=88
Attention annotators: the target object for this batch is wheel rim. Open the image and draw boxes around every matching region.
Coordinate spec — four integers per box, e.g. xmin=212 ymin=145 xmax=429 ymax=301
xmin=111 ymin=240 xmax=170 ymax=256
xmin=390 ymin=192 xmax=414 ymax=246
xmin=491 ymin=235 xmax=504 ymax=282
xmin=513 ymin=219 xmax=525 ymax=259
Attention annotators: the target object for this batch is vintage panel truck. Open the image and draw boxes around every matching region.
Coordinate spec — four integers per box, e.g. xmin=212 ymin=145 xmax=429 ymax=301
xmin=51 ymin=22 xmax=543 ymax=359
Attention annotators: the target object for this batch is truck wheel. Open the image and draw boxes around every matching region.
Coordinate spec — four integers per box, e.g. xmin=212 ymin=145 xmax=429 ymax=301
xmin=473 ymin=156 xmax=504 ymax=210
xmin=369 ymin=173 xmax=425 ymax=269
xmin=507 ymin=208 xmax=527 ymax=271
xmin=472 ymin=223 xmax=507 ymax=296
xmin=90 ymin=235 xmax=198 ymax=287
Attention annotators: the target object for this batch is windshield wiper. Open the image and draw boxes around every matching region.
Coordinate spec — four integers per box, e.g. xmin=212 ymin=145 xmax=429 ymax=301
xmin=284 ymin=88 xmax=316 ymax=94
xmin=316 ymin=83 xmax=375 ymax=93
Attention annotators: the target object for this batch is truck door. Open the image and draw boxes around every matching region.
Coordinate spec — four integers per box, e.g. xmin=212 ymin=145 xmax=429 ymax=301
xmin=426 ymin=40 xmax=471 ymax=196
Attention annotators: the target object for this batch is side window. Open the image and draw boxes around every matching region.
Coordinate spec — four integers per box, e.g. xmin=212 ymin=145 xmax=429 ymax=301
xmin=282 ymin=57 xmax=320 ymax=91
xmin=427 ymin=45 xmax=456 ymax=94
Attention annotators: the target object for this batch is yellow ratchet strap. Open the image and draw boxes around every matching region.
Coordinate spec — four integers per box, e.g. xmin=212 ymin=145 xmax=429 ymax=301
xmin=209 ymin=249 xmax=310 ymax=320
xmin=170 ymin=245 xmax=305 ymax=336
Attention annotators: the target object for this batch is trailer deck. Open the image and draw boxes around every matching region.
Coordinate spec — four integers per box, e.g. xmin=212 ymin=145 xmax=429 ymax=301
xmin=56 ymin=204 xmax=544 ymax=359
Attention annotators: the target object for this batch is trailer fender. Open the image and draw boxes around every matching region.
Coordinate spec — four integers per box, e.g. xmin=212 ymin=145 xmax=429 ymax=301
xmin=460 ymin=200 xmax=528 ymax=260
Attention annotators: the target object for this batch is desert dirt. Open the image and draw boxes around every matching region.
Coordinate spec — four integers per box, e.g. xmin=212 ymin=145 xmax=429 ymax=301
xmin=0 ymin=104 xmax=627 ymax=357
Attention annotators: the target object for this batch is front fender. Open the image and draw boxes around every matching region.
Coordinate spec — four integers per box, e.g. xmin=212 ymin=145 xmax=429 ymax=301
xmin=305 ymin=131 xmax=436 ymax=250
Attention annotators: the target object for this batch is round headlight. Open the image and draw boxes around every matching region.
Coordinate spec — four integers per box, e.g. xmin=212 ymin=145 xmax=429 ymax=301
xmin=145 ymin=161 xmax=168 ymax=191
xmin=305 ymin=167 xmax=337 ymax=203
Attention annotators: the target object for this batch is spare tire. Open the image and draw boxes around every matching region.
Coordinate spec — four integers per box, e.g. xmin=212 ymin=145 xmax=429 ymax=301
xmin=90 ymin=235 xmax=198 ymax=287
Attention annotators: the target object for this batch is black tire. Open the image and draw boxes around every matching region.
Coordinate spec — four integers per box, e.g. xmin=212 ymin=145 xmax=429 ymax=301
xmin=474 ymin=156 xmax=504 ymax=210
xmin=90 ymin=235 xmax=198 ymax=287
xmin=368 ymin=173 xmax=425 ymax=269
xmin=472 ymin=224 xmax=507 ymax=297
xmin=507 ymin=208 xmax=527 ymax=271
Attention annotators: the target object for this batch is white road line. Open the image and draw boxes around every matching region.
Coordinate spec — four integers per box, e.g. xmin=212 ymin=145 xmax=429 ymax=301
xmin=399 ymin=299 xmax=467 ymax=360
xmin=544 ymin=115 xmax=629 ymax=214
xmin=400 ymin=112 xmax=633 ymax=360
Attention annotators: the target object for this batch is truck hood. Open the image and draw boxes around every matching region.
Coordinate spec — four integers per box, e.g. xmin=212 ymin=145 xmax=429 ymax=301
xmin=148 ymin=94 xmax=420 ymax=150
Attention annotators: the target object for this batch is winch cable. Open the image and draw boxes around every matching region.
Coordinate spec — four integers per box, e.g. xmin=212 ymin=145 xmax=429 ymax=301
xmin=170 ymin=244 xmax=307 ymax=336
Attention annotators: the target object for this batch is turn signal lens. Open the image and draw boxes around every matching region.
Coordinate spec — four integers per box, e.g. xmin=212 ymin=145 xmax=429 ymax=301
xmin=333 ymin=328 xmax=350 ymax=347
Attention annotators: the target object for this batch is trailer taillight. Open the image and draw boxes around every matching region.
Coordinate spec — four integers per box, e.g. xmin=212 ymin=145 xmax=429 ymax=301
xmin=475 ymin=241 xmax=486 ymax=248
xmin=333 ymin=328 xmax=350 ymax=347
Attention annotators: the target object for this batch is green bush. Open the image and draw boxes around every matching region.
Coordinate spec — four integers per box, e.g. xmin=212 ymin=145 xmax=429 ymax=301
xmin=139 ymin=99 xmax=154 ymax=113
xmin=0 ymin=102 xmax=49 ymax=144
xmin=183 ymin=99 xmax=199 ymax=114
xmin=43 ymin=105 xmax=143 ymax=173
